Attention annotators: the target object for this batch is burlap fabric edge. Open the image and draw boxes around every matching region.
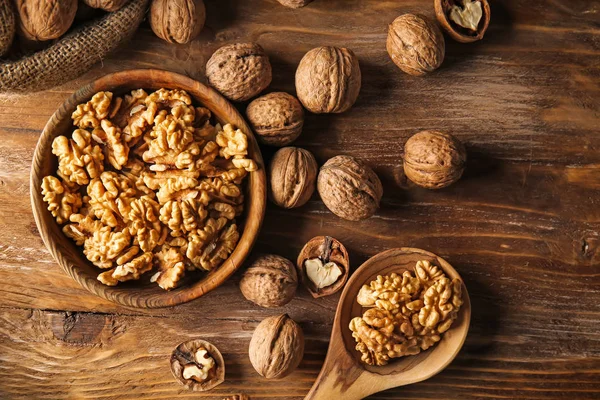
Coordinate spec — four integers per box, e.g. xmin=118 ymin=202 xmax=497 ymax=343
xmin=0 ymin=0 xmax=149 ymax=93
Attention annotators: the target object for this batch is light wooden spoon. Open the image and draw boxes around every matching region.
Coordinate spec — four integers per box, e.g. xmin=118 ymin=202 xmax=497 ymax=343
xmin=305 ymin=247 xmax=471 ymax=400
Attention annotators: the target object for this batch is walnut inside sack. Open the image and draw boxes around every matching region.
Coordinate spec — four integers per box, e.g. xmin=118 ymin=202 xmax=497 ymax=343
xmin=15 ymin=0 xmax=78 ymax=41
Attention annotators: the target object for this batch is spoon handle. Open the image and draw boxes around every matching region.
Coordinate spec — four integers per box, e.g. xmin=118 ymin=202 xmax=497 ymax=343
xmin=304 ymin=342 xmax=369 ymax=400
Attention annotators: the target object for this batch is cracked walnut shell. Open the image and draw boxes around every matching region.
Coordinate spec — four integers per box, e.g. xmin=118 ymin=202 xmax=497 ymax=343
xmin=295 ymin=46 xmax=361 ymax=114
xmin=171 ymin=339 xmax=225 ymax=392
xmin=246 ymin=92 xmax=304 ymax=146
xmin=269 ymin=147 xmax=317 ymax=209
xmin=277 ymin=0 xmax=313 ymax=8
xmin=387 ymin=14 xmax=445 ymax=76
xmin=150 ymin=0 xmax=206 ymax=44
xmin=317 ymin=155 xmax=383 ymax=221
xmin=206 ymin=42 xmax=272 ymax=102
xmin=249 ymin=314 xmax=304 ymax=379
xmin=297 ymin=236 xmax=349 ymax=298
xmin=239 ymin=254 xmax=298 ymax=308
xmin=403 ymin=130 xmax=466 ymax=189
xmin=435 ymin=0 xmax=491 ymax=43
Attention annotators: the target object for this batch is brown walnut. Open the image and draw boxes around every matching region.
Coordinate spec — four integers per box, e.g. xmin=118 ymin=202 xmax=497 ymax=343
xmin=150 ymin=0 xmax=206 ymax=44
xmin=317 ymin=155 xmax=383 ymax=221
xmin=206 ymin=42 xmax=272 ymax=102
xmin=386 ymin=14 xmax=445 ymax=76
xmin=82 ymin=0 xmax=129 ymax=12
xmin=269 ymin=147 xmax=317 ymax=209
xmin=170 ymin=339 xmax=225 ymax=392
xmin=295 ymin=46 xmax=361 ymax=114
xmin=239 ymin=254 xmax=298 ymax=308
xmin=297 ymin=236 xmax=349 ymax=298
xmin=246 ymin=92 xmax=304 ymax=146
xmin=248 ymin=314 xmax=304 ymax=379
xmin=15 ymin=0 xmax=78 ymax=41
xmin=435 ymin=0 xmax=491 ymax=43
xmin=403 ymin=130 xmax=467 ymax=189
xmin=276 ymin=0 xmax=313 ymax=8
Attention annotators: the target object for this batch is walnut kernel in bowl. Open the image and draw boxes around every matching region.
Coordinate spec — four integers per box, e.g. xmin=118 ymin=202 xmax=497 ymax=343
xmin=40 ymin=88 xmax=257 ymax=290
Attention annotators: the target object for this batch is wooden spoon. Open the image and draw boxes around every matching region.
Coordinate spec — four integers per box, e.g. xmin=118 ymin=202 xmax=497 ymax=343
xmin=305 ymin=247 xmax=471 ymax=400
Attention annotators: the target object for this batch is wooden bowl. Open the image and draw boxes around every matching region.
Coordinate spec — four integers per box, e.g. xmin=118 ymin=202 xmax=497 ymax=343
xmin=30 ymin=69 xmax=267 ymax=308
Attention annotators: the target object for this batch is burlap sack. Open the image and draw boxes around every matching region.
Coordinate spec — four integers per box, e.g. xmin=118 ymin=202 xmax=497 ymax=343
xmin=0 ymin=0 xmax=15 ymax=57
xmin=0 ymin=0 xmax=148 ymax=93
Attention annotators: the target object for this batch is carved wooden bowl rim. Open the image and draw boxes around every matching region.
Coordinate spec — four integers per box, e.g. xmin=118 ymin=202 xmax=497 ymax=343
xmin=30 ymin=69 xmax=267 ymax=308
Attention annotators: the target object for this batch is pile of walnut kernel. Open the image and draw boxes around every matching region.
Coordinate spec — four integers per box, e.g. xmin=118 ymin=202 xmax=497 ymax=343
xmin=350 ymin=260 xmax=463 ymax=366
xmin=41 ymin=88 xmax=257 ymax=290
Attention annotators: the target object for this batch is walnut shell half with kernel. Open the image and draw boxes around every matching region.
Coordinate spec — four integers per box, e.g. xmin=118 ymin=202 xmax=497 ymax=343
xmin=150 ymin=0 xmax=206 ymax=44
xmin=295 ymin=46 xmax=361 ymax=114
xmin=15 ymin=0 xmax=78 ymax=41
xmin=277 ymin=0 xmax=313 ymax=8
xmin=269 ymin=147 xmax=317 ymax=209
xmin=317 ymin=155 xmax=383 ymax=221
xmin=297 ymin=236 xmax=349 ymax=298
xmin=435 ymin=0 xmax=491 ymax=43
xmin=170 ymin=339 xmax=225 ymax=392
xmin=206 ymin=42 xmax=272 ymax=102
xmin=249 ymin=314 xmax=304 ymax=379
xmin=246 ymin=92 xmax=304 ymax=146
xmin=387 ymin=13 xmax=445 ymax=76
xmin=82 ymin=0 xmax=129 ymax=12
xmin=403 ymin=130 xmax=467 ymax=189
xmin=239 ymin=254 xmax=298 ymax=308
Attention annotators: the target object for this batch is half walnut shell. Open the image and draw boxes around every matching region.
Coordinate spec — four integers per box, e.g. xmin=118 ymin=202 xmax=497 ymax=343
xmin=170 ymin=339 xmax=225 ymax=392
xmin=434 ymin=0 xmax=491 ymax=43
xmin=297 ymin=236 xmax=350 ymax=298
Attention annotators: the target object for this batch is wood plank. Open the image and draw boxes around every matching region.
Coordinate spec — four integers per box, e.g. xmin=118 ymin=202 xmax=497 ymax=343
xmin=0 ymin=0 xmax=599 ymax=398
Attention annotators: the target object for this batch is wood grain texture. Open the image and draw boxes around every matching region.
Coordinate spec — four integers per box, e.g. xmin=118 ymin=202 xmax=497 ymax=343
xmin=30 ymin=69 xmax=267 ymax=308
xmin=1 ymin=0 xmax=599 ymax=398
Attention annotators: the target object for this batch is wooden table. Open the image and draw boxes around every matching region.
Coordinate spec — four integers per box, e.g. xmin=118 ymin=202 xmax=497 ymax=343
xmin=1 ymin=0 xmax=599 ymax=398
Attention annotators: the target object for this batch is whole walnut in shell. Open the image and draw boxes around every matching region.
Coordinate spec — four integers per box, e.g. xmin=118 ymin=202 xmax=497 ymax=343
xmin=249 ymin=314 xmax=304 ymax=379
xmin=387 ymin=14 xmax=445 ymax=76
xmin=150 ymin=0 xmax=206 ymax=44
xmin=246 ymin=92 xmax=304 ymax=146
xmin=277 ymin=0 xmax=313 ymax=8
xmin=317 ymin=155 xmax=383 ymax=221
xmin=15 ymin=0 xmax=78 ymax=41
xmin=239 ymin=254 xmax=298 ymax=308
xmin=295 ymin=46 xmax=361 ymax=114
xmin=82 ymin=0 xmax=129 ymax=12
xmin=403 ymin=130 xmax=467 ymax=189
xmin=206 ymin=42 xmax=272 ymax=102
xmin=269 ymin=147 xmax=317 ymax=209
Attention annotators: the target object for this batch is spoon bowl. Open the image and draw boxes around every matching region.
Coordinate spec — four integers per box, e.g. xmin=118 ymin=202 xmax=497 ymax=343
xmin=305 ymin=248 xmax=471 ymax=400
